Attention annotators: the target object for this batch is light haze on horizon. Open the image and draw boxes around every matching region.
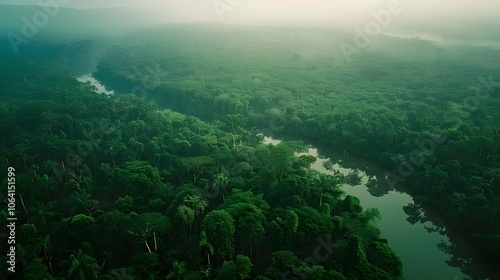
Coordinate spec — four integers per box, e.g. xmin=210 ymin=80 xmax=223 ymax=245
xmin=1 ymin=0 xmax=499 ymax=43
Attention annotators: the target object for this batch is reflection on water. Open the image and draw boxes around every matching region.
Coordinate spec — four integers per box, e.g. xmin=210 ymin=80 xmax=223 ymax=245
xmin=263 ymin=136 xmax=469 ymax=280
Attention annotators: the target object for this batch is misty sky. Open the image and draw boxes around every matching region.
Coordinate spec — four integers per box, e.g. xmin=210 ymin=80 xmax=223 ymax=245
xmin=1 ymin=0 xmax=499 ymax=40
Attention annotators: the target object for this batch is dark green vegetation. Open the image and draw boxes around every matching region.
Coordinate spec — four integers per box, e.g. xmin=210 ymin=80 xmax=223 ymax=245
xmin=92 ymin=25 xmax=500 ymax=277
xmin=0 ymin=38 xmax=403 ymax=279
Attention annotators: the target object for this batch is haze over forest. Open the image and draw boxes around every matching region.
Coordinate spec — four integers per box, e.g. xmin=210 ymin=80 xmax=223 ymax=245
xmin=0 ymin=1 xmax=499 ymax=280
xmin=1 ymin=0 xmax=500 ymax=44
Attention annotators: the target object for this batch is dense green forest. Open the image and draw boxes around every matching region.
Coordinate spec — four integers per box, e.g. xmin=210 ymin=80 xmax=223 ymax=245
xmin=91 ymin=25 xmax=500 ymax=276
xmin=0 ymin=38 xmax=404 ymax=279
xmin=1 ymin=4 xmax=499 ymax=275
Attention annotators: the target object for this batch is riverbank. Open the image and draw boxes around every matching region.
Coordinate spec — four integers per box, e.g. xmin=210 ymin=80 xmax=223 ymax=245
xmin=263 ymin=135 xmax=467 ymax=280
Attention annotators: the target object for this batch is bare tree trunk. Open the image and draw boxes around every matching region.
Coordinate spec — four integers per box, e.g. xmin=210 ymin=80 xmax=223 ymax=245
xmin=153 ymin=231 xmax=157 ymax=251
xmin=19 ymin=194 xmax=29 ymax=223
xmin=48 ymin=260 xmax=54 ymax=275
xmin=145 ymin=239 xmax=152 ymax=253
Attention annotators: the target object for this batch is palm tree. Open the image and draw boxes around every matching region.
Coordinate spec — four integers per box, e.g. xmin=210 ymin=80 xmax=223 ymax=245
xmin=183 ymin=195 xmax=207 ymax=234
xmin=69 ymin=190 xmax=92 ymax=215
xmin=213 ymin=172 xmax=229 ymax=203
xmin=177 ymin=205 xmax=195 ymax=235
xmin=104 ymin=141 xmax=126 ymax=166
xmin=166 ymin=261 xmax=187 ymax=280
xmin=35 ymin=234 xmax=54 ymax=275
xmin=199 ymin=231 xmax=214 ymax=266
xmin=67 ymin=249 xmax=100 ymax=280
xmin=199 ymin=267 xmax=212 ymax=279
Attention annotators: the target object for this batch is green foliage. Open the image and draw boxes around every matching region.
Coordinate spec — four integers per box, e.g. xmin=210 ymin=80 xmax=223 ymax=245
xmin=131 ymin=252 xmax=160 ymax=279
xmin=202 ymin=210 xmax=236 ymax=260
xmin=23 ymin=258 xmax=55 ymax=280
xmin=217 ymin=255 xmax=252 ymax=280
xmin=66 ymin=249 xmax=101 ymax=280
xmin=93 ymin=28 xmax=500 ymax=276
xmin=114 ymin=195 xmax=134 ymax=214
xmin=367 ymin=241 xmax=404 ymax=279
xmin=5 ymin=20 xmax=500 ymax=278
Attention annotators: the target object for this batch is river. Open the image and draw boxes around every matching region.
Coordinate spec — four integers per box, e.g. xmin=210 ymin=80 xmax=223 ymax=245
xmin=78 ymin=74 xmax=474 ymax=280
xmin=77 ymin=74 xmax=115 ymax=95
xmin=263 ymin=136 xmax=469 ymax=280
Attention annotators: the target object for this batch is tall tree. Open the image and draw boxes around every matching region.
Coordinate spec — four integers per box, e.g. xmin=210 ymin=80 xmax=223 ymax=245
xmin=66 ymin=249 xmax=101 ymax=280
xmin=199 ymin=231 xmax=215 ymax=266
xmin=202 ymin=210 xmax=236 ymax=262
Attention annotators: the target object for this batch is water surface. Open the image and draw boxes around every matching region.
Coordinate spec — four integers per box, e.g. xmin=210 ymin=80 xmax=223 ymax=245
xmin=263 ymin=136 xmax=468 ymax=280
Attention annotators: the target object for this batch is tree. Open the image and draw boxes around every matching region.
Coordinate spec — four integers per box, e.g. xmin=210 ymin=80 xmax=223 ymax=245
xmin=167 ymin=261 xmax=188 ymax=280
xmin=268 ymin=174 xmax=309 ymax=208
xmin=180 ymin=156 xmax=216 ymax=184
xmin=34 ymin=234 xmax=54 ymax=275
xmin=235 ymin=255 xmax=252 ymax=279
xmin=295 ymin=206 xmax=335 ymax=242
xmin=129 ymin=212 xmax=171 ymax=253
xmin=308 ymin=171 xmax=344 ymax=206
xmin=342 ymin=195 xmax=363 ymax=214
xmin=183 ymin=195 xmax=208 ymax=234
xmin=131 ymin=252 xmax=160 ymax=279
xmin=104 ymin=140 xmax=126 ymax=166
xmin=61 ymin=214 xmax=96 ymax=240
xmin=217 ymin=255 xmax=252 ymax=280
xmin=367 ymin=241 xmax=403 ymax=278
xmin=94 ymin=210 xmax=133 ymax=267
xmin=225 ymin=203 xmax=266 ymax=258
xmin=213 ymin=172 xmax=229 ymax=203
xmin=69 ymin=190 xmax=93 ymax=215
xmin=23 ymin=258 xmax=55 ymax=280
xmin=220 ymin=114 xmax=246 ymax=153
xmin=177 ymin=205 xmax=195 ymax=235
xmin=265 ymin=250 xmax=301 ymax=279
xmin=199 ymin=231 xmax=215 ymax=266
xmin=257 ymin=144 xmax=294 ymax=182
xmin=281 ymin=210 xmax=299 ymax=243
xmin=218 ymin=190 xmax=270 ymax=213
xmin=66 ymin=249 xmax=101 ymax=280
xmin=32 ymin=202 xmax=55 ymax=233
xmin=202 ymin=210 xmax=236 ymax=261
xmin=467 ymin=135 xmax=494 ymax=159
xmin=296 ymin=154 xmax=316 ymax=169
xmin=114 ymin=195 xmax=134 ymax=214
xmin=119 ymin=161 xmax=163 ymax=203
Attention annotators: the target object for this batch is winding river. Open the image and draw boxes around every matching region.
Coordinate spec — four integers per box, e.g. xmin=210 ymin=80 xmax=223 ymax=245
xmin=78 ymin=74 xmax=481 ymax=280
xmin=262 ymin=136 xmax=469 ymax=280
